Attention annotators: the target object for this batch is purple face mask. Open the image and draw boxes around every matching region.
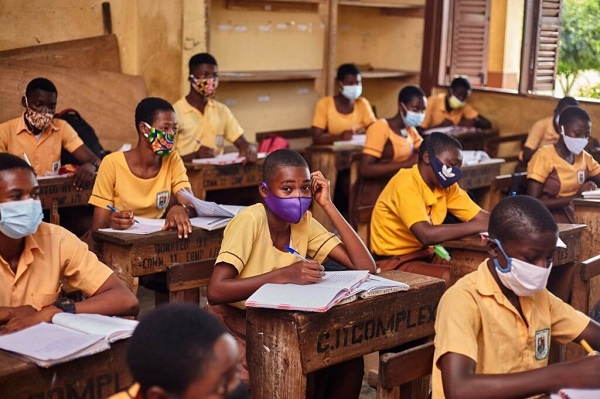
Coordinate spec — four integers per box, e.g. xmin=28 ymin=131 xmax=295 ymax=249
xmin=261 ymin=181 xmax=313 ymax=224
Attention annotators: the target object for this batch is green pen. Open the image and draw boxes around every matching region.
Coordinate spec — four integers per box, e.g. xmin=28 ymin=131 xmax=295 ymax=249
xmin=433 ymin=244 xmax=451 ymax=261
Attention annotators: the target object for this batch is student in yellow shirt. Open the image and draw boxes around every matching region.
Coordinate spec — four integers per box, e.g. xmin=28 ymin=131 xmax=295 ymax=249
xmin=312 ymin=63 xmax=376 ymax=145
xmin=433 ymin=195 xmax=600 ymax=399
xmin=527 ymin=106 xmax=600 ymax=224
xmin=350 ymin=85 xmax=426 ymax=226
xmin=0 ymin=78 xmax=100 ymax=190
xmin=89 ymin=97 xmax=197 ymax=240
xmin=173 ymin=53 xmax=257 ymax=163
xmin=110 ymin=304 xmax=247 ymax=399
xmin=370 ymin=132 xmax=489 ymax=286
xmin=420 ymin=77 xmax=491 ymax=130
xmin=207 ymin=149 xmax=375 ymax=398
xmin=0 ymin=153 xmax=138 ymax=334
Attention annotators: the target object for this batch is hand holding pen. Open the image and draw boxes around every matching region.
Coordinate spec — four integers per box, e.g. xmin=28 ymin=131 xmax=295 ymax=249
xmin=107 ymin=205 xmax=139 ymax=230
xmin=283 ymin=245 xmax=325 ymax=284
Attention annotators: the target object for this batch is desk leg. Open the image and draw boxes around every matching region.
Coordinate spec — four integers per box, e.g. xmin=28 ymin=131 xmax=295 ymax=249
xmin=50 ymin=199 xmax=60 ymax=225
xmin=247 ymin=310 xmax=307 ymax=399
xmin=310 ymin=152 xmax=337 ymax=231
xmin=102 ymin=242 xmax=139 ymax=296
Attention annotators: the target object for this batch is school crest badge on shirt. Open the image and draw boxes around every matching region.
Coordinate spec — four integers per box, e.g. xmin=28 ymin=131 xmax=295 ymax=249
xmin=52 ymin=160 xmax=60 ymax=174
xmin=156 ymin=191 xmax=169 ymax=210
xmin=535 ymin=328 xmax=549 ymax=360
xmin=216 ymin=134 xmax=224 ymax=148
xmin=577 ymin=170 xmax=586 ymax=185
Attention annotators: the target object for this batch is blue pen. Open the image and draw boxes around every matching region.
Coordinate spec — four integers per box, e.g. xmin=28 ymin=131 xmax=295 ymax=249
xmin=107 ymin=205 xmax=140 ymax=223
xmin=283 ymin=245 xmax=309 ymax=262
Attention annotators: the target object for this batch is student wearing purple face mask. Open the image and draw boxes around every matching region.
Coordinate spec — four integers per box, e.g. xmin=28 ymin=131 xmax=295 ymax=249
xmin=370 ymin=132 xmax=489 ymax=287
xmin=207 ymin=149 xmax=375 ymax=399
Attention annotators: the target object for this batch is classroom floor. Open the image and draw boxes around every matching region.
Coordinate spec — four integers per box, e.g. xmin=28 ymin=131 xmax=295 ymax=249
xmin=136 ymin=287 xmax=378 ymax=398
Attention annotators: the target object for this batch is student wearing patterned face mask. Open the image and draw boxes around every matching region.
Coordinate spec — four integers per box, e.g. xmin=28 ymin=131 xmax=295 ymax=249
xmin=311 ymin=63 xmax=376 ymax=145
xmin=350 ymin=85 xmax=427 ymax=227
xmin=420 ymin=77 xmax=491 ymax=130
xmin=207 ymin=149 xmax=375 ymax=398
xmin=89 ymin=97 xmax=197 ymax=240
xmin=0 ymin=78 xmax=101 ymax=191
xmin=173 ymin=53 xmax=257 ymax=163
xmin=370 ymin=132 xmax=489 ymax=287
xmin=432 ymin=195 xmax=600 ymax=399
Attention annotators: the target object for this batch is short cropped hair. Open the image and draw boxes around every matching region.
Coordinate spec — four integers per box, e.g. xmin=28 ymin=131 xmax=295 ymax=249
xmin=558 ymin=106 xmax=591 ymax=127
xmin=25 ymin=78 xmax=57 ymax=97
xmin=418 ymin=132 xmax=463 ymax=162
xmin=450 ymin=77 xmax=471 ymax=91
xmin=134 ymin=97 xmax=174 ymax=129
xmin=336 ymin=63 xmax=360 ymax=81
xmin=555 ymin=96 xmax=579 ymax=114
xmin=0 ymin=153 xmax=35 ymax=175
xmin=127 ymin=304 xmax=227 ymax=395
xmin=489 ymin=195 xmax=557 ymax=243
xmin=398 ymin=85 xmax=426 ymax=105
xmin=262 ymin=149 xmax=309 ymax=184
xmin=189 ymin=53 xmax=218 ymax=73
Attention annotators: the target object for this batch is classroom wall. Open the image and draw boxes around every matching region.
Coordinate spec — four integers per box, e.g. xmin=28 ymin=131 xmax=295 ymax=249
xmin=487 ymin=0 xmax=523 ymax=90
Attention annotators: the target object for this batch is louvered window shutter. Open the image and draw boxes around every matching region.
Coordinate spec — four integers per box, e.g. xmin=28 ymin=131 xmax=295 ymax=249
xmin=447 ymin=0 xmax=490 ymax=86
xmin=526 ymin=0 xmax=562 ymax=92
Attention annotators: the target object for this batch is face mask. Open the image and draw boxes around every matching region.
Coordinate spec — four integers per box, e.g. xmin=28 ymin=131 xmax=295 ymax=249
xmin=401 ymin=103 xmax=425 ymax=127
xmin=190 ymin=75 xmax=218 ymax=97
xmin=0 ymin=199 xmax=43 ymax=239
xmin=340 ymin=84 xmax=362 ymax=101
xmin=492 ymin=239 xmax=552 ymax=297
xmin=561 ymin=126 xmax=588 ymax=155
xmin=144 ymin=122 xmax=175 ymax=157
xmin=261 ymin=182 xmax=312 ymax=224
xmin=447 ymin=94 xmax=466 ymax=110
xmin=428 ymin=148 xmax=462 ymax=188
xmin=24 ymin=97 xmax=54 ymax=131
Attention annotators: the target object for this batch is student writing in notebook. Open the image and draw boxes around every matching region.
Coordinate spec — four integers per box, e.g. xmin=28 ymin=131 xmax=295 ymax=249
xmin=0 ymin=153 xmax=138 ymax=334
xmin=207 ymin=149 xmax=375 ymax=398
xmin=89 ymin=97 xmax=197 ymax=240
xmin=110 ymin=304 xmax=247 ymax=399
xmin=432 ymin=195 xmax=600 ymax=399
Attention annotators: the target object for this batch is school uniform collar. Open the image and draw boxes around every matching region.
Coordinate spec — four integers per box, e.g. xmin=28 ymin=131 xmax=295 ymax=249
xmin=16 ymin=114 xmax=58 ymax=136
xmin=182 ymin=97 xmax=216 ymax=114
xmin=410 ymin=164 xmax=444 ymax=206
xmin=0 ymin=230 xmax=43 ymax=282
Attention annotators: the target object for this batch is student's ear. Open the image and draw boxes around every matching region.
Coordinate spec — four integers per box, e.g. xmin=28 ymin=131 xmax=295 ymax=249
xmin=259 ymin=181 xmax=268 ymax=199
xmin=422 ymin=150 xmax=430 ymax=165
xmin=139 ymin=121 xmax=150 ymax=135
xmin=21 ymin=95 xmax=27 ymax=108
xmin=145 ymin=386 xmax=170 ymax=399
xmin=485 ymin=238 xmax=500 ymax=259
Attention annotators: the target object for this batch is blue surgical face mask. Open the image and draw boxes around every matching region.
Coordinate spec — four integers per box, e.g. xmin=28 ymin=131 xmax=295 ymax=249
xmin=0 ymin=199 xmax=43 ymax=239
xmin=261 ymin=182 xmax=312 ymax=224
xmin=401 ymin=103 xmax=425 ymax=127
xmin=427 ymin=147 xmax=462 ymax=188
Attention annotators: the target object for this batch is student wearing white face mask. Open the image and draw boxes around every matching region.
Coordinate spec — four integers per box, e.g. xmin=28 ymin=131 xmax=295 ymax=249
xmin=349 ymin=85 xmax=426 ymax=227
xmin=432 ymin=195 xmax=600 ymax=399
xmin=311 ymin=63 xmax=376 ymax=145
xmin=527 ymin=106 xmax=600 ymax=224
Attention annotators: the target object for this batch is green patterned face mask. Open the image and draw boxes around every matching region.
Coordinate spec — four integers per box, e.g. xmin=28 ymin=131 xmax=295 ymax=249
xmin=144 ymin=122 xmax=175 ymax=157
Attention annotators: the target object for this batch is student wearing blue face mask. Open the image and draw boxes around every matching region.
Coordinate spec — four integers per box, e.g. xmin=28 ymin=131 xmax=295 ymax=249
xmin=432 ymin=195 xmax=600 ymax=399
xmin=207 ymin=149 xmax=375 ymax=398
xmin=312 ymin=63 xmax=376 ymax=145
xmin=370 ymin=132 xmax=489 ymax=286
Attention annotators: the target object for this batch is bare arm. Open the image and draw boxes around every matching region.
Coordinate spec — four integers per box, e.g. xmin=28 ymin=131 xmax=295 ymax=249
xmin=521 ymin=147 xmax=536 ymax=164
xmin=359 ymin=153 xmax=418 ymax=179
xmin=527 ymin=179 xmax=597 ymax=210
xmin=71 ymin=145 xmax=100 ymax=190
xmin=312 ymin=126 xmax=353 ymax=145
xmin=409 ymin=210 xmax=489 ymax=246
xmin=234 ymin=136 xmax=257 ymax=163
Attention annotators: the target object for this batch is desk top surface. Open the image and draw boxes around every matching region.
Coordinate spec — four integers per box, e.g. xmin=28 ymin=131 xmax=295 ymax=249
xmin=93 ymin=226 xmax=223 ymax=245
xmin=574 ymin=198 xmax=600 ymax=208
xmin=184 ymin=159 xmax=264 ymax=170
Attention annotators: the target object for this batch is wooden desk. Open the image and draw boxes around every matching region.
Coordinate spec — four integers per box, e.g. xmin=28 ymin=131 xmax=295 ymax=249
xmin=447 ymin=128 xmax=500 ymax=157
xmin=459 ymin=159 xmax=505 ymax=191
xmin=185 ymin=160 xmax=263 ymax=200
xmin=246 ymin=271 xmax=445 ymax=399
xmin=0 ymin=340 xmax=132 ymax=399
xmin=93 ymin=228 xmax=223 ymax=294
xmin=38 ymin=175 xmax=93 ymax=224
xmin=443 ymin=224 xmax=585 ymax=285
xmin=573 ymin=199 xmax=600 ymax=314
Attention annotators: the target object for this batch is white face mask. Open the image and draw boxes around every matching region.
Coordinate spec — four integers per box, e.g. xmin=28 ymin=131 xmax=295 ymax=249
xmin=448 ymin=94 xmax=466 ymax=109
xmin=401 ymin=104 xmax=426 ymax=127
xmin=561 ymin=126 xmax=588 ymax=155
xmin=492 ymin=239 xmax=552 ymax=297
xmin=0 ymin=199 xmax=44 ymax=239
xmin=341 ymin=84 xmax=362 ymax=101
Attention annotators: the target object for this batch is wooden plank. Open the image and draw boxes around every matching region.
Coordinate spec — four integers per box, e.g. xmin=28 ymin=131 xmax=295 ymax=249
xmin=38 ymin=175 xmax=94 ymax=211
xmin=0 ymin=62 xmax=146 ymax=153
xmin=219 ymin=69 xmax=322 ymax=82
xmin=185 ymin=161 xmax=263 ymax=200
xmin=379 ymin=341 xmax=434 ymax=389
xmin=0 ymin=35 xmax=121 ymax=73
xmin=167 ymin=259 xmax=215 ymax=292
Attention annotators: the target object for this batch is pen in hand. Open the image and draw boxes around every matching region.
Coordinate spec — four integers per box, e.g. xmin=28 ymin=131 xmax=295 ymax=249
xmin=106 ymin=205 xmax=140 ymax=224
xmin=283 ymin=245 xmax=309 ymax=262
xmin=580 ymin=339 xmax=597 ymax=356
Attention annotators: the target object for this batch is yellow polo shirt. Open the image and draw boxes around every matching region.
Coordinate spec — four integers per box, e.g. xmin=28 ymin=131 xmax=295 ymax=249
xmin=89 ymin=152 xmax=191 ymax=219
xmin=370 ymin=165 xmax=481 ymax=256
xmin=312 ymin=96 xmax=376 ymax=135
xmin=173 ymin=97 xmax=244 ymax=157
xmin=527 ymin=145 xmax=600 ymax=198
xmin=420 ymin=93 xmax=478 ymax=129
xmin=432 ymin=261 xmax=590 ymax=399
xmin=363 ymin=119 xmax=422 ymax=162
xmin=0 ymin=116 xmax=84 ymax=176
xmin=0 ymin=222 xmax=113 ymax=309
xmin=525 ymin=116 xmax=559 ymax=151
xmin=108 ymin=384 xmax=139 ymax=399
xmin=216 ymin=203 xmax=341 ymax=309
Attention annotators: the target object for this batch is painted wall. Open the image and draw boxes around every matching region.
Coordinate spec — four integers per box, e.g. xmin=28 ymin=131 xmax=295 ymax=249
xmin=487 ymin=0 xmax=523 ymax=90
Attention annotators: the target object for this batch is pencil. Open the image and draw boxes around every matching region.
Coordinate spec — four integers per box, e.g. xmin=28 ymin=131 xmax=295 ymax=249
xmin=580 ymin=339 xmax=596 ymax=356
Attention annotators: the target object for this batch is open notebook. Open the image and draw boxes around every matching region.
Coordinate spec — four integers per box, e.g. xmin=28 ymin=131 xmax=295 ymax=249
xmin=191 ymin=151 xmax=267 ymax=165
xmin=246 ymin=271 xmax=409 ymax=312
xmin=0 ymin=314 xmax=138 ymax=367
xmin=551 ymin=389 xmax=600 ymax=399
